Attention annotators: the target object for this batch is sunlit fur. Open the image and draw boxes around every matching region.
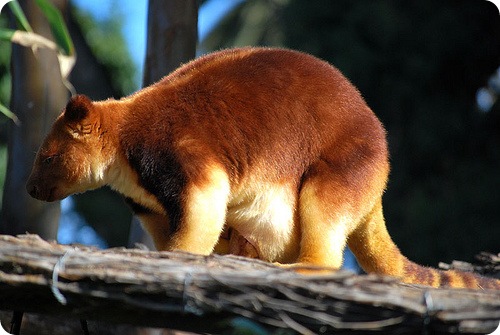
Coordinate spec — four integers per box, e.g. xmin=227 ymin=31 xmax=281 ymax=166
xmin=27 ymin=47 xmax=499 ymax=289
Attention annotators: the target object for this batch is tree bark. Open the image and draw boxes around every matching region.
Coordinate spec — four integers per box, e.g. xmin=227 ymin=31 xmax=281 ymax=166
xmin=0 ymin=0 xmax=68 ymax=238
xmin=143 ymin=0 xmax=198 ymax=85
xmin=1 ymin=235 xmax=499 ymax=334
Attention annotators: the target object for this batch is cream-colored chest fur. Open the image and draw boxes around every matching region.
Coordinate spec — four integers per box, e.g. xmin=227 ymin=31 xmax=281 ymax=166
xmin=107 ymin=156 xmax=166 ymax=216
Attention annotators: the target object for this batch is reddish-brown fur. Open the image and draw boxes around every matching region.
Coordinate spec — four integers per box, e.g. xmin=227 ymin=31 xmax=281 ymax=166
xmin=27 ymin=47 xmax=499 ymax=289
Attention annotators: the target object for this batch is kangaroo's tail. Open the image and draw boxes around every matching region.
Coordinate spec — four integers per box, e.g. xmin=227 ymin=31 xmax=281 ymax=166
xmin=347 ymin=201 xmax=499 ymax=290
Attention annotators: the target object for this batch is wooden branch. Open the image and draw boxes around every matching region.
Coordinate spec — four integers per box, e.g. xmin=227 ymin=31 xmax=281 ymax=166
xmin=439 ymin=252 xmax=500 ymax=279
xmin=0 ymin=234 xmax=499 ymax=334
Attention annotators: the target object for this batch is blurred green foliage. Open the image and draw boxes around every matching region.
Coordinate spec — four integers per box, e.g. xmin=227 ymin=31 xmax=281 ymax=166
xmin=203 ymin=0 xmax=500 ymax=265
xmin=71 ymin=4 xmax=137 ymax=96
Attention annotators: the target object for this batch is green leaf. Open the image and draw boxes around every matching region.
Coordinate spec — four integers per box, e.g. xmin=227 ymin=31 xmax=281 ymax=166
xmin=8 ymin=1 xmax=33 ymax=32
xmin=0 ymin=102 xmax=21 ymax=126
xmin=0 ymin=28 xmax=15 ymax=41
xmin=9 ymin=30 xmax=76 ymax=83
xmin=35 ymin=0 xmax=74 ymax=56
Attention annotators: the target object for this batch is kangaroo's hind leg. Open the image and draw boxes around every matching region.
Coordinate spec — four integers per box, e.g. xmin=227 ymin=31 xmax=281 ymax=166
xmin=291 ymin=140 xmax=389 ymax=271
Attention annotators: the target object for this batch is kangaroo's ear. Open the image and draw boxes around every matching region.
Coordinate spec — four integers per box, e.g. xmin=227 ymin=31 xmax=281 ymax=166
xmin=64 ymin=95 xmax=93 ymax=122
xmin=64 ymin=95 xmax=94 ymax=135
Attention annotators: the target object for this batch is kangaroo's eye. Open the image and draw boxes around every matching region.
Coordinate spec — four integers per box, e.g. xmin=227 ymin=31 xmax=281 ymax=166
xmin=43 ymin=156 xmax=55 ymax=165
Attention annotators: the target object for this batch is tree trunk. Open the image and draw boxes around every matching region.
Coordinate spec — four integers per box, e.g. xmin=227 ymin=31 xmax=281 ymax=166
xmin=143 ymin=0 xmax=198 ymax=85
xmin=0 ymin=0 xmax=69 ymax=239
xmin=129 ymin=0 xmax=198 ymax=249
